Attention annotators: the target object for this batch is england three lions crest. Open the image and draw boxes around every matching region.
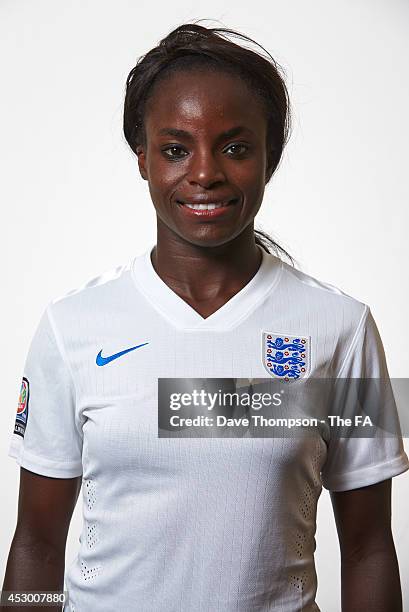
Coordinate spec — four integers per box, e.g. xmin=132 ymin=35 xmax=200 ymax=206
xmin=262 ymin=332 xmax=310 ymax=381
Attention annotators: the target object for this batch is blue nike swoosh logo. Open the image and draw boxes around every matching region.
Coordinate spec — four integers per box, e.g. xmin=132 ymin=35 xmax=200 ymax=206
xmin=96 ymin=342 xmax=149 ymax=366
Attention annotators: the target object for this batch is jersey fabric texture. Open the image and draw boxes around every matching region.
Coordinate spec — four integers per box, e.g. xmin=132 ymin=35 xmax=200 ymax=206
xmin=8 ymin=244 xmax=409 ymax=612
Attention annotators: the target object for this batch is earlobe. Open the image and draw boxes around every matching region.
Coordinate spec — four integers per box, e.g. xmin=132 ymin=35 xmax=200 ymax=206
xmin=136 ymin=146 xmax=148 ymax=181
xmin=265 ymin=156 xmax=276 ymax=184
xmin=264 ymin=156 xmax=272 ymax=184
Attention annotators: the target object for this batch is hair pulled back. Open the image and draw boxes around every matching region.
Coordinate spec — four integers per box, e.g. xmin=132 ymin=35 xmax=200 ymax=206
xmin=123 ymin=22 xmax=293 ymax=262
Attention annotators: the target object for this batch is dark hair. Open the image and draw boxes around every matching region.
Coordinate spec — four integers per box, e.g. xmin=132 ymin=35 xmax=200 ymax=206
xmin=123 ymin=22 xmax=293 ymax=264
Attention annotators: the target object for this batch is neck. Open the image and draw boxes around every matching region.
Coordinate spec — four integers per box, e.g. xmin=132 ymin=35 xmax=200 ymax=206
xmin=151 ymin=222 xmax=262 ymax=302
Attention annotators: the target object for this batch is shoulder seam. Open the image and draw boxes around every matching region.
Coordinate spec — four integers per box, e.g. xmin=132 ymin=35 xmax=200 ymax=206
xmin=45 ymin=303 xmax=80 ymax=415
xmin=285 ymin=264 xmax=359 ymax=302
xmin=335 ymin=304 xmax=370 ymax=378
xmin=52 ymin=263 xmax=130 ymax=304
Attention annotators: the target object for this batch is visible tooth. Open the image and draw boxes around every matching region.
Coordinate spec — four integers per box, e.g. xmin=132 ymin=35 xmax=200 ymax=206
xmin=184 ymin=202 xmax=226 ymax=210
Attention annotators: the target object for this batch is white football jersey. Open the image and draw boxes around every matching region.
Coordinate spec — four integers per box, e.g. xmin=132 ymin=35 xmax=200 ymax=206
xmin=8 ymin=244 xmax=409 ymax=612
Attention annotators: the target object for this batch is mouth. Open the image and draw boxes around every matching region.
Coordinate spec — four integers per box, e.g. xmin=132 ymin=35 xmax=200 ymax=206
xmin=176 ymin=198 xmax=239 ymax=218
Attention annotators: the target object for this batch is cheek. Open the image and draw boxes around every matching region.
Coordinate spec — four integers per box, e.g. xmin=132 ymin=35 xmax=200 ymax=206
xmin=231 ymin=159 xmax=266 ymax=199
xmin=147 ymin=156 xmax=185 ymax=200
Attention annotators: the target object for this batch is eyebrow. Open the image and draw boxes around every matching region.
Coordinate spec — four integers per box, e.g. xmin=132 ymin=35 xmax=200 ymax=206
xmin=157 ymin=126 xmax=253 ymax=140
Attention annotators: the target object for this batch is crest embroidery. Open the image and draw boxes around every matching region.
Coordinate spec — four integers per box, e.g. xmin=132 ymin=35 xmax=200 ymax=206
xmin=14 ymin=377 xmax=30 ymax=437
xmin=262 ymin=332 xmax=310 ymax=381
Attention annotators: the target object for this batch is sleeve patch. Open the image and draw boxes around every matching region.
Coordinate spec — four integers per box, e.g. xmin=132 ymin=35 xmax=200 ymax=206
xmin=14 ymin=377 xmax=30 ymax=438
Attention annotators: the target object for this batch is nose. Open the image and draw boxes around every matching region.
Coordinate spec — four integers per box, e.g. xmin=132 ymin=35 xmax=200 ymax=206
xmin=187 ymin=150 xmax=227 ymax=189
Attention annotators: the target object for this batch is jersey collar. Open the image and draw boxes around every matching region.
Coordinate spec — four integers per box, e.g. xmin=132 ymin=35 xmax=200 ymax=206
xmin=131 ymin=243 xmax=282 ymax=331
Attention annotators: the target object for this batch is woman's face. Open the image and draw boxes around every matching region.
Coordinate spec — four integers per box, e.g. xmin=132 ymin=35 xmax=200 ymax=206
xmin=137 ymin=69 xmax=270 ymax=248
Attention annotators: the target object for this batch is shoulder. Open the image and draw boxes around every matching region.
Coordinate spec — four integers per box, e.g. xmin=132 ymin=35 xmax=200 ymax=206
xmin=278 ymin=258 xmax=368 ymax=323
xmin=273 ymin=258 xmax=373 ymax=376
xmin=46 ymin=259 xmax=135 ymax=328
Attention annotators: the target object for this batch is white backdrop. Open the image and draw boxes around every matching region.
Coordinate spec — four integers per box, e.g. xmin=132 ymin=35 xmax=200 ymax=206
xmin=1 ymin=1 xmax=408 ymax=610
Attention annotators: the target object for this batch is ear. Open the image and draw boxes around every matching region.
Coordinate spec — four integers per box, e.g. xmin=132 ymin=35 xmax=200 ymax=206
xmin=265 ymin=161 xmax=273 ymax=184
xmin=265 ymin=152 xmax=277 ymax=184
xmin=136 ymin=145 xmax=148 ymax=181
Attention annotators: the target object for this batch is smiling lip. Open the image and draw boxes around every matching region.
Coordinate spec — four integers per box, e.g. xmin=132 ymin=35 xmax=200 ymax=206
xmin=176 ymin=198 xmax=238 ymax=219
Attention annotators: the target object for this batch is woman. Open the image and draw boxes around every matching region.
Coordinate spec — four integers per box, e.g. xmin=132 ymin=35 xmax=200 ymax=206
xmin=4 ymin=23 xmax=408 ymax=612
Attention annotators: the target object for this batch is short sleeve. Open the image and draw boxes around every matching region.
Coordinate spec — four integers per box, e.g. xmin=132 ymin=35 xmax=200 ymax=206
xmin=8 ymin=306 xmax=83 ymax=478
xmin=321 ymin=306 xmax=409 ymax=491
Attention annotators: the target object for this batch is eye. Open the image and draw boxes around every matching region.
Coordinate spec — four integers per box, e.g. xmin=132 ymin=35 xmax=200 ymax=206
xmin=224 ymin=143 xmax=249 ymax=157
xmin=162 ymin=145 xmax=188 ymax=160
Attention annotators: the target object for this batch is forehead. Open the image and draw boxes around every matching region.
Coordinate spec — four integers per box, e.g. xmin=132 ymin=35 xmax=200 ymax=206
xmin=144 ymin=69 xmax=266 ymax=135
